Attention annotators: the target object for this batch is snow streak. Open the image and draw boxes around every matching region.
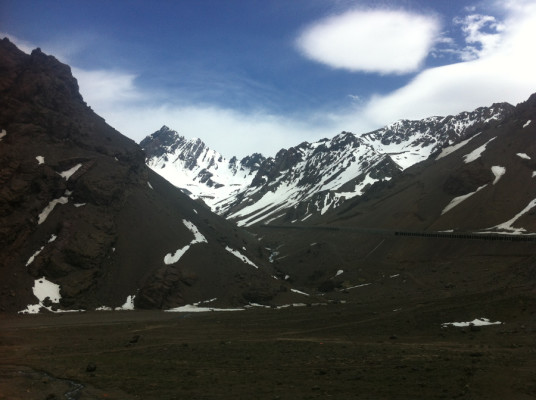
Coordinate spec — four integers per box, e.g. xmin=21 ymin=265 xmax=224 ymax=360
xmin=163 ymin=220 xmax=207 ymax=265
xmin=463 ymin=137 xmax=495 ymax=163
xmin=442 ymin=184 xmax=487 ymax=215
xmin=225 ymin=246 xmax=259 ymax=269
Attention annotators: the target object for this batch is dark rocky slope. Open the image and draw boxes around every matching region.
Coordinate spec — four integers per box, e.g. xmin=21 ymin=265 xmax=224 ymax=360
xmin=0 ymin=38 xmax=291 ymax=313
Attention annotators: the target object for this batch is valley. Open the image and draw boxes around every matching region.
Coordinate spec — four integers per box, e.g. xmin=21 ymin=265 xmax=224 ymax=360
xmin=1 ymin=36 xmax=535 ymax=400
xmin=1 ymin=276 xmax=534 ymax=400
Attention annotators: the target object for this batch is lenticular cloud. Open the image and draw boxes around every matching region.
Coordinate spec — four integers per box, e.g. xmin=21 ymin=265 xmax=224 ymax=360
xmin=296 ymin=9 xmax=440 ymax=74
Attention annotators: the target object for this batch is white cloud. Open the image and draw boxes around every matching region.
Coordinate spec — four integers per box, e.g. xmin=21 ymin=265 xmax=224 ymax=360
xmin=73 ymin=68 xmax=142 ymax=108
xmin=295 ymin=9 xmax=440 ymax=74
xmin=97 ymin=102 xmax=350 ymax=159
xmin=3 ymin=32 xmax=354 ymax=158
xmin=453 ymin=14 xmax=505 ymax=60
xmin=4 ymin=1 xmax=536 ymax=161
xmin=360 ymin=1 xmax=536 ymax=125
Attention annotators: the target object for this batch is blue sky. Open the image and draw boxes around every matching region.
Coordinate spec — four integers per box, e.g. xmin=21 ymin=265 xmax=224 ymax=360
xmin=3 ymin=0 xmax=536 ymax=158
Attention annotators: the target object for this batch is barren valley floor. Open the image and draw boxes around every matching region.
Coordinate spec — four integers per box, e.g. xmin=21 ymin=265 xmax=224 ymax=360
xmin=1 ymin=294 xmax=535 ymax=400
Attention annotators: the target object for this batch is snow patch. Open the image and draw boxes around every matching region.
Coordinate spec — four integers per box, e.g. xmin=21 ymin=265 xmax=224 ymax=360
xmin=183 ymin=220 xmax=207 ymax=244
xmin=441 ymin=184 xmax=487 ymax=215
xmin=38 ymin=193 xmax=70 ymax=224
xmin=19 ymin=277 xmax=80 ymax=314
xmin=164 ymin=245 xmax=190 ymax=265
xmin=442 ymin=318 xmax=502 ymax=328
xmin=26 ymin=234 xmax=58 ymax=267
xmin=164 ymin=220 xmax=207 ymax=265
xmin=166 ymin=299 xmax=243 ymax=313
xmin=147 ymin=181 xmax=154 ymax=189
xmin=463 ymin=137 xmax=495 ymax=163
xmin=276 ymin=303 xmax=308 ymax=309
xmin=225 ymin=246 xmax=259 ymax=269
xmin=0 ymin=129 xmax=6 ymax=141
xmin=345 ymin=283 xmax=372 ymax=290
xmin=490 ymin=198 xmax=536 ymax=233
xmin=115 ymin=295 xmax=136 ymax=311
xmin=517 ymin=153 xmax=531 ymax=160
xmin=58 ymin=164 xmax=82 ymax=180
xmin=36 ymin=156 xmax=45 ymax=165
xmin=436 ymin=133 xmax=481 ymax=160
xmin=523 ymin=120 xmax=531 ymax=128
xmin=26 ymin=246 xmax=45 ymax=267
xmin=290 ymin=288 xmax=310 ymax=296
xmin=34 ymin=277 xmax=61 ymax=303
xmin=491 ymin=166 xmax=505 ymax=185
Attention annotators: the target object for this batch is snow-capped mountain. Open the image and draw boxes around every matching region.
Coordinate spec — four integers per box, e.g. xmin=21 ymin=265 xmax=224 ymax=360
xmin=141 ymin=126 xmax=265 ymax=208
xmin=362 ymin=103 xmax=513 ymax=169
xmin=142 ymin=103 xmax=514 ymax=227
xmin=215 ymin=132 xmax=401 ymax=226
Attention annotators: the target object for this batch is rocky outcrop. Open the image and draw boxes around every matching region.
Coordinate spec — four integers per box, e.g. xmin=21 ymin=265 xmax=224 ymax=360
xmin=0 ymin=38 xmax=288 ymax=313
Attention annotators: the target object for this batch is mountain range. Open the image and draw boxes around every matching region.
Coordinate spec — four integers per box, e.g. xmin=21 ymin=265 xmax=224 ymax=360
xmin=1 ymin=37 xmax=535 ymax=321
xmin=141 ymin=101 xmax=515 ymax=226
xmin=141 ymin=89 xmax=536 ymax=297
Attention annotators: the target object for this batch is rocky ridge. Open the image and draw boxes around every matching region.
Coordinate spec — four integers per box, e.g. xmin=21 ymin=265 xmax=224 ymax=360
xmin=141 ymin=126 xmax=265 ymax=206
xmin=0 ymin=38 xmax=297 ymax=313
xmin=143 ymin=102 xmax=515 ymax=226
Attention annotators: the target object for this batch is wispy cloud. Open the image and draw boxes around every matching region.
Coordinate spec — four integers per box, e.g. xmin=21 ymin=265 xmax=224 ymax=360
xmin=3 ymin=1 xmax=536 ymax=161
xmin=453 ymin=13 xmax=505 ymax=61
xmin=295 ymin=9 xmax=441 ymax=74
xmin=361 ymin=0 xmax=536 ymax=124
xmin=73 ymin=68 xmax=142 ymax=108
xmin=98 ymin=102 xmax=348 ymax=159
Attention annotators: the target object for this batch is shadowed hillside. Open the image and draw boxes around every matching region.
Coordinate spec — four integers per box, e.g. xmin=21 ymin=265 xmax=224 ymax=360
xmin=0 ymin=38 xmax=298 ymax=313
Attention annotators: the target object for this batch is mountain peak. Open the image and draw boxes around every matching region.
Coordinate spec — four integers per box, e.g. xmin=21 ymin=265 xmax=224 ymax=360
xmin=142 ymin=97 xmax=519 ymax=227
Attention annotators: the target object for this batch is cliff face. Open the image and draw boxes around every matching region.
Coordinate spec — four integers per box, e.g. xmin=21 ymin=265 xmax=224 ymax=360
xmin=0 ymin=39 xmax=287 ymax=313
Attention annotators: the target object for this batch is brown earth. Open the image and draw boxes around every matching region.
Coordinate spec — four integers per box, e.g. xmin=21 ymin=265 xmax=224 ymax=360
xmin=1 ymin=278 xmax=535 ymax=400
